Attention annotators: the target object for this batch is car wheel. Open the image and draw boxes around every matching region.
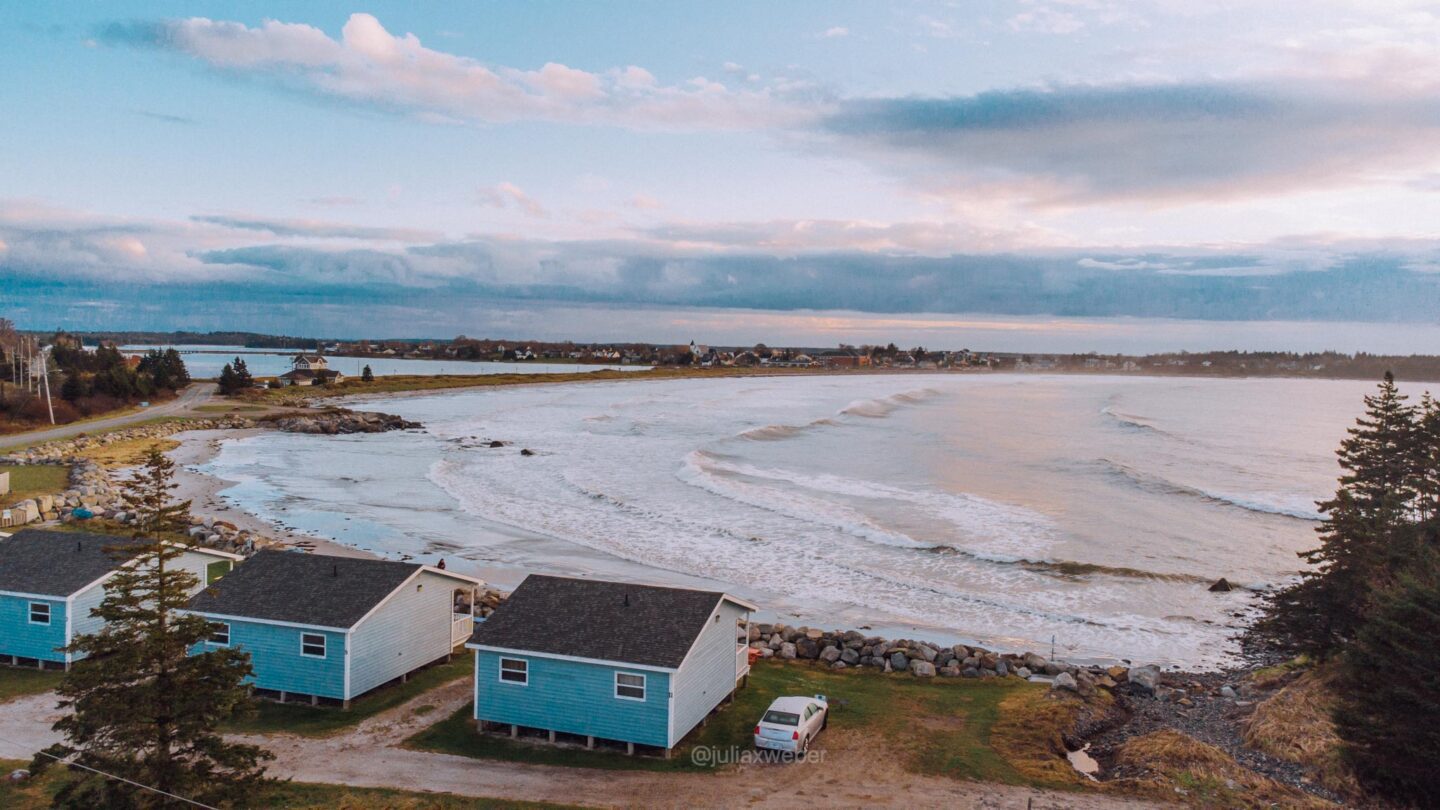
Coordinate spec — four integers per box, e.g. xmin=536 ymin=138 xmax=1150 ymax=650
xmin=821 ymin=714 xmax=828 ymax=730
xmin=800 ymin=735 xmax=809 ymax=754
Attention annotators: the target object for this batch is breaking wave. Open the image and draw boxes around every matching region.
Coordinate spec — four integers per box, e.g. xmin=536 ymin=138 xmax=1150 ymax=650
xmin=1097 ymin=458 xmax=1322 ymax=521
xmin=838 ymin=387 xmax=942 ymax=419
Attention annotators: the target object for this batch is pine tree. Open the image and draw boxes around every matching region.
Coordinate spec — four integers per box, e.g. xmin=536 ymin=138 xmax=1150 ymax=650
xmin=39 ymin=450 xmax=271 ymax=808
xmin=361 ymin=364 xmax=374 ymax=382
xmin=1333 ymin=550 xmax=1440 ymax=805
xmin=232 ymin=357 xmax=253 ymax=389
xmin=217 ymin=362 xmax=240 ymax=395
xmin=1252 ymin=373 xmax=1419 ymax=657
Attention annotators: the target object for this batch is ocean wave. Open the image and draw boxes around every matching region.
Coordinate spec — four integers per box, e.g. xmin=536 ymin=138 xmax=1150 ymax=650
xmin=838 ymin=387 xmax=941 ymax=419
xmin=737 ymin=417 xmax=840 ymax=441
xmin=924 ymin=546 xmax=1213 ymax=584
xmin=1096 ymin=458 xmax=1322 ymax=521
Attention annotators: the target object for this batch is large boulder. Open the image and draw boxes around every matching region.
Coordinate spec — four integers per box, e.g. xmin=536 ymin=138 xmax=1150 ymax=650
xmin=911 ymin=661 xmax=937 ymax=677
xmin=1052 ymin=672 xmax=1078 ymax=692
xmin=1129 ymin=665 xmax=1161 ymax=694
xmin=840 ymin=647 xmax=860 ymax=666
xmin=889 ymin=651 xmax=910 ymax=671
xmin=913 ymin=644 xmax=938 ymax=663
xmin=796 ymin=638 xmax=820 ymax=659
xmin=778 ymin=642 xmax=797 ymax=660
xmin=819 ymin=645 xmax=842 ymax=663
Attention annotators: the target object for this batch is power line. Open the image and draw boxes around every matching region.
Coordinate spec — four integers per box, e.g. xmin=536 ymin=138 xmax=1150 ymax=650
xmin=0 ymin=733 xmax=219 ymax=809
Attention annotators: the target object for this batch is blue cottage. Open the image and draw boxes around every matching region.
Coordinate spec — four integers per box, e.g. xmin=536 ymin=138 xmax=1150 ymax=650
xmin=0 ymin=529 xmax=243 ymax=669
xmin=184 ymin=550 xmax=483 ymax=707
xmin=467 ymin=575 xmax=757 ymax=756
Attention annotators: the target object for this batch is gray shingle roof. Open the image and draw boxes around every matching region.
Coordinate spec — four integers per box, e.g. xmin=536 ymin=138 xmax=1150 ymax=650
xmin=186 ymin=550 xmax=422 ymax=629
xmin=468 ymin=575 xmax=737 ymax=669
xmin=0 ymin=529 xmax=143 ymax=597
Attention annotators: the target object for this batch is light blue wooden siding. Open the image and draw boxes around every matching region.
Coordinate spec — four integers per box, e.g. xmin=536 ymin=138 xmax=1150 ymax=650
xmin=0 ymin=593 xmax=67 ymax=662
xmin=70 ymin=580 xmax=108 ymax=641
xmin=349 ymin=570 xmax=457 ymax=697
xmin=473 ymin=652 xmax=672 ymax=747
xmin=669 ymin=599 xmax=746 ymax=746
xmin=214 ymin=620 xmax=346 ymax=698
xmin=67 ymin=550 xmax=229 ymax=648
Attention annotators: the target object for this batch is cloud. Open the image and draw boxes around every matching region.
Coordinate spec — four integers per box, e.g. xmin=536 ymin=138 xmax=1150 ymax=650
xmin=101 ymin=13 xmax=818 ymax=131
xmin=133 ymin=109 xmax=198 ymax=125
xmin=192 ymin=215 xmax=442 ymax=242
xmin=820 ymin=81 xmax=1440 ymax=204
xmin=477 ymin=182 xmax=548 ymax=218
xmin=821 ymin=26 xmax=849 ymax=39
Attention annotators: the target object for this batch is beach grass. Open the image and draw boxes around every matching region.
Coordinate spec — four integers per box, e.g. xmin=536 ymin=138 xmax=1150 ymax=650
xmin=0 ymin=667 xmax=64 ymax=704
xmin=73 ymin=436 xmax=181 ymax=469
xmin=406 ymin=659 xmax=1071 ymax=787
xmin=0 ymin=759 xmax=574 ymax=809
xmin=224 ymin=655 xmax=471 ymax=737
xmin=0 ymin=464 xmax=70 ymax=503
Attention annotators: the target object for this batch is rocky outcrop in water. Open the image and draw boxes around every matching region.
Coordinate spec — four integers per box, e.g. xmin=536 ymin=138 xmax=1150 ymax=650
xmin=274 ymin=410 xmax=421 ymax=435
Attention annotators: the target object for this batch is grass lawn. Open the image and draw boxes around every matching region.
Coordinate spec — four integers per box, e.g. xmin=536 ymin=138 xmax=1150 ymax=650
xmin=0 ymin=667 xmax=64 ymax=704
xmin=407 ymin=660 xmax=1079 ymax=788
xmin=224 ymin=655 xmax=471 ymax=737
xmin=0 ymin=759 xmax=574 ymax=809
xmin=0 ymin=464 xmax=69 ymax=503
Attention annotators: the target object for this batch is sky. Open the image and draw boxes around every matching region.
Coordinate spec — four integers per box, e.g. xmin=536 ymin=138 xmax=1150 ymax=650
xmin=3 ymin=1 xmax=1440 ymax=348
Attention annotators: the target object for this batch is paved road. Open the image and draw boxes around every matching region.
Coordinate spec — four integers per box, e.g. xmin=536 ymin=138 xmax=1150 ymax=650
xmin=0 ymin=382 xmax=216 ymax=452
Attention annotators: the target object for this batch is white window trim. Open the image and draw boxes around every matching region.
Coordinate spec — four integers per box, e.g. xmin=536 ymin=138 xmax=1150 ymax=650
xmin=28 ymin=601 xmax=50 ymax=626
xmin=614 ymin=671 xmax=646 ymax=702
xmin=498 ymin=656 xmax=529 ymax=686
xmin=207 ymin=622 xmax=231 ymax=647
xmin=300 ymin=632 xmax=327 ymax=659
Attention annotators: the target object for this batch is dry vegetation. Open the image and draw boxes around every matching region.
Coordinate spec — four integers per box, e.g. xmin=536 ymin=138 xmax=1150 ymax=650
xmin=1111 ymin=730 xmax=1334 ymax=808
xmin=991 ymin=688 xmax=1098 ymax=787
xmin=1242 ymin=666 xmax=1359 ymax=798
xmin=74 ymin=436 xmax=181 ymax=469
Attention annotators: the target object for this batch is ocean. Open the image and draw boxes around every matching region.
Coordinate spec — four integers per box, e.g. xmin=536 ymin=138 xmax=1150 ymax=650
xmin=194 ymin=373 xmax=1419 ymax=668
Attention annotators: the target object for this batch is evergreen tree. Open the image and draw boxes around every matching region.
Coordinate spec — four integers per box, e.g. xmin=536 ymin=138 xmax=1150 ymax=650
xmin=1333 ymin=550 xmax=1440 ymax=805
xmin=217 ymin=362 xmax=241 ymax=395
xmin=361 ymin=364 xmax=374 ymax=382
xmin=232 ymin=357 xmax=253 ymax=389
xmin=60 ymin=373 xmax=87 ymax=403
xmin=1252 ymin=373 xmax=1419 ymax=657
xmin=39 ymin=450 xmax=271 ymax=808
xmin=162 ymin=349 xmax=190 ymax=387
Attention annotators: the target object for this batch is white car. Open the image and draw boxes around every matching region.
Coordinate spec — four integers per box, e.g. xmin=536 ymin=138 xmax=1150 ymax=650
xmin=753 ymin=694 xmax=828 ymax=753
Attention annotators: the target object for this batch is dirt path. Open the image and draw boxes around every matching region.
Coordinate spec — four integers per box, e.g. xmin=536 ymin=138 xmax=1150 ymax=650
xmin=1 ymin=682 xmax=1171 ymax=808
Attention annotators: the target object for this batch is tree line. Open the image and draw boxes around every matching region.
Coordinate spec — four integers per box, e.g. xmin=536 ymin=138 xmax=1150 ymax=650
xmin=1250 ymin=373 xmax=1440 ymax=804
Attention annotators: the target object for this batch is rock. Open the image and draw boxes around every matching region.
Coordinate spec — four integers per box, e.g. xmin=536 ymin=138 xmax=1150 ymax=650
xmin=1053 ymin=672 xmax=1078 ymax=691
xmin=961 ymin=667 xmax=980 ymax=678
xmin=911 ymin=661 xmax=937 ymax=677
xmin=1208 ymin=578 xmax=1234 ymax=592
xmin=840 ymin=648 xmax=860 ymax=665
xmin=819 ymin=645 xmax=842 ymax=663
xmin=1220 ymin=685 xmax=1237 ymax=699
xmin=995 ymin=660 xmax=1009 ymax=677
xmin=778 ymin=642 xmax=797 ymax=660
xmin=1016 ymin=666 xmax=1032 ymax=679
xmin=520 ymin=448 xmax=535 ymax=456
xmin=1024 ymin=652 xmax=1048 ymax=671
xmin=889 ymin=651 xmax=910 ymax=671
xmin=796 ymin=638 xmax=820 ymax=659
xmin=1107 ymin=665 xmax=1128 ymax=682
xmin=488 ymin=440 xmax=504 ymax=448
xmin=830 ymin=661 xmax=847 ymax=670
xmin=913 ymin=644 xmax=938 ymax=663
xmin=1129 ymin=665 xmax=1161 ymax=694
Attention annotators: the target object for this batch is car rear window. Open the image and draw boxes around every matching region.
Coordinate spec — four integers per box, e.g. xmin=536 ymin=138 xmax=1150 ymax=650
xmin=763 ymin=710 xmax=800 ymax=726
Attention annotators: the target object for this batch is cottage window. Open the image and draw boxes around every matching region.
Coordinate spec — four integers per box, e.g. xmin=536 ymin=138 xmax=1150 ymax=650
xmin=208 ymin=622 xmax=230 ymax=646
xmin=614 ymin=672 xmax=646 ymax=701
xmin=28 ymin=602 xmax=50 ymax=625
xmin=300 ymin=633 xmax=326 ymax=658
xmin=499 ymin=657 xmax=528 ymax=685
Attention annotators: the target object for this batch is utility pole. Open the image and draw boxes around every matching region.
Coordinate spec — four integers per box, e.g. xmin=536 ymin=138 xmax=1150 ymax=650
xmin=39 ymin=348 xmax=55 ymax=425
